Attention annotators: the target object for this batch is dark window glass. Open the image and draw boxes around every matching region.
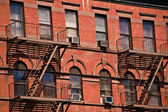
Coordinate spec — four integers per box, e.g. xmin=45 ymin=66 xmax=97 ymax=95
xmin=149 ymin=78 xmax=161 ymax=106
xmin=119 ymin=18 xmax=131 ymax=50
xmin=38 ymin=6 xmax=52 ymax=40
xmin=69 ymin=67 xmax=82 ymax=97
xmin=95 ymin=14 xmax=107 ymax=41
xmin=166 ymin=23 xmax=168 ymax=40
xmin=124 ymin=72 xmax=136 ymax=105
xmin=99 ymin=69 xmax=112 ymax=96
xmin=65 ymin=10 xmax=78 ymax=37
xmin=14 ymin=61 xmax=28 ymax=97
xmin=143 ymin=21 xmax=155 ymax=52
xmin=42 ymin=65 xmax=56 ymax=98
xmin=10 ymin=2 xmax=24 ymax=37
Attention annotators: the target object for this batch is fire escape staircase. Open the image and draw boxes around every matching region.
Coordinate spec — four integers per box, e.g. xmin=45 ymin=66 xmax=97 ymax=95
xmin=137 ymin=57 xmax=164 ymax=105
xmin=9 ymin=44 xmax=65 ymax=112
xmin=23 ymin=44 xmax=63 ymax=112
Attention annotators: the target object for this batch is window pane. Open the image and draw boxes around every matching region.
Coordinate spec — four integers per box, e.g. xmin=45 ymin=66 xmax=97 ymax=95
xmin=124 ymin=72 xmax=136 ymax=104
xmin=99 ymin=69 xmax=111 ymax=96
xmin=143 ymin=21 xmax=154 ymax=37
xmin=65 ymin=10 xmax=77 ymax=28
xmin=71 ymin=88 xmax=81 ymax=94
xmin=11 ymin=21 xmax=23 ymax=37
xmin=66 ymin=28 xmax=78 ymax=37
xmin=14 ymin=62 xmax=27 ymax=97
xmin=120 ymin=35 xmax=130 ymax=50
xmin=10 ymin=2 xmax=23 ymax=21
xmin=38 ymin=7 xmax=51 ymax=24
xmin=95 ymin=15 xmax=106 ymax=32
xmin=39 ymin=25 xmax=51 ymax=39
xmin=95 ymin=14 xmax=107 ymax=41
xmin=100 ymin=91 xmax=111 ymax=96
xmin=14 ymin=70 xmax=27 ymax=81
xmin=144 ymin=38 xmax=154 ymax=52
xmin=70 ymin=75 xmax=81 ymax=88
xmin=149 ymin=79 xmax=161 ymax=106
xmin=150 ymin=96 xmax=160 ymax=106
xmin=96 ymin=32 xmax=106 ymax=41
xmin=43 ymin=73 xmax=54 ymax=83
xmin=119 ymin=18 xmax=130 ymax=35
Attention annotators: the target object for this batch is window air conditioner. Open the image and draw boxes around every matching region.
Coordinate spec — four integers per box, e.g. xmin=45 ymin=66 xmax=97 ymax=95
xmin=69 ymin=37 xmax=79 ymax=44
xmin=71 ymin=93 xmax=81 ymax=101
xmin=102 ymin=96 xmax=113 ymax=104
xmin=98 ymin=40 xmax=109 ymax=48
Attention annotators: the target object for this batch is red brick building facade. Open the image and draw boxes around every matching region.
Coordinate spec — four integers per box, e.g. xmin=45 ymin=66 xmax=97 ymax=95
xmin=0 ymin=0 xmax=168 ymax=112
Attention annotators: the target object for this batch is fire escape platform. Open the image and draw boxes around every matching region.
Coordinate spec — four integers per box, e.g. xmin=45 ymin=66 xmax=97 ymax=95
xmin=8 ymin=36 xmax=71 ymax=46
xmin=131 ymin=104 xmax=168 ymax=110
xmin=119 ymin=49 xmax=168 ymax=57
xmin=10 ymin=96 xmax=72 ymax=103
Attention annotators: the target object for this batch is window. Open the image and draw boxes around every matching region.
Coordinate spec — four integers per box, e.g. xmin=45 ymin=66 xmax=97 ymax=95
xmin=166 ymin=23 xmax=168 ymax=40
xmin=143 ymin=21 xmax=155 ymax=52
xmin=95 ymin=14 xmax=107 ymax=41
xmin=69 ymin=66 xmax=82 ymax=99
xmin=124 ymin=72 xmax=137 ymax=105
xmin=10 ymin=2 xmax=24 ymax=37
xmin=65 ymin=10 xmax=78 ymax=38
xmin=99 ymin=69 xmax=112 ymax=96
xmin=38 ymin=6 xmax=52 ymax=40
xmin=149 ymin=78 xmax=161 ymax=106
xmin=14 ymin=61 xmax=28 ymax=97
xmin=42 ymin=65 xmax=56 ymax=98
xmin=119 ymin=18 xmax=132 ymax=50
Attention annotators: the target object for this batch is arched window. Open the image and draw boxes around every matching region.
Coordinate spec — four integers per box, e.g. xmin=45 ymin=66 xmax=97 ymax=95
xmin=124 ymin=72 xmax=137 ymax=105
xmin=99 ymin=69 xmax=112 ymax=96
xmin=69 ymin=66 xmax=82 ymax=99
xmin=42 ymin=65 xmax=56 ymax=98
xmin=149 ymin=78 xmax=161 ymax=106
xmin=14 ymin=61 xmax=28 ymax=97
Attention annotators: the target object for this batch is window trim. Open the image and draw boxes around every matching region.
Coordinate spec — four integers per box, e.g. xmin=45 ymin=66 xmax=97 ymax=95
xmin=99 ymin=69 xmax=112 ymax=97
xmin=119 ymin=17 xmax=133 ymax=50
xmin=123 ymin=71 xmax=137 ymax=105
xmin=13 ymin=61 xmax=28 ymax=97
xmin=143 ymin=20 xmax=156 ymax=52
xmin=42 ymin=64 xmax=56 ymax=98
xmin=69 ymin=66 xmax=83 ymax=100
xmin=38 ymin=6 xmax=53 ymax=40
xmin=10 ymin=1 xmax=25 ymax=37
xmin=95 ymin=13 xmax=108 ymax=41
xmin=65 ymin=9 xmax=79 ymax=38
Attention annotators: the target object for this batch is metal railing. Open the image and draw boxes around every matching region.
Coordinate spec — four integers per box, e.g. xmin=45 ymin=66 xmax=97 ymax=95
xmin=5 ymin=22 xmax=68 ymax=42
xmin=120 ymin=91 xmax=168 ymax=107
xmin=8 ymin=80 xmax=71 ymax=100
xmin=116 ymin=36 xmax=168 ymax=54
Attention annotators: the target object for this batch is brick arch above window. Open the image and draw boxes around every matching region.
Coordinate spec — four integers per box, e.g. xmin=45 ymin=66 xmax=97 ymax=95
xmin=93 ymin=61 xmax=118 ymax=77
xmin=62 ymin=58 xmax=87 ymax=75
xmin=10 ymin=54 xmax=33 ymax=69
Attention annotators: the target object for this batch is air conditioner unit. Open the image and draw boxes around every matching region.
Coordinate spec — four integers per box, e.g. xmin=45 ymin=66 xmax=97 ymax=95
xmin=102 ymin=96 xmax=113 ymax=104
xmin=98 ymin=40 xmax=109 ymax=48
xmin=69 ymin=37 xmax=79 ymax=44
xmin=71 ymin=93 xmax=81 ymax=101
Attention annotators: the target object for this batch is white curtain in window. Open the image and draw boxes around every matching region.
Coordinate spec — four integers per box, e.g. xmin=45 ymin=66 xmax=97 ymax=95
xmin=95 ymin=15 xmax=106 ymax=32
xmin=38 ymin=7 xmax=51 ymax=25
xmin=10 ymin=3 xmax=23 ymax=21
xmin=65 ymin=11 xmax=77 ymax=28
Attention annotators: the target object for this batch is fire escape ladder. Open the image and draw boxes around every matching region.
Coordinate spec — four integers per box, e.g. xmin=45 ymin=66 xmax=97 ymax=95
xmin=20 ymin=44 xmax=58 ymax=112
xmin=27 ymin=44 xmax=58 ymax=97
xmin=56 ymin=102 xmax=62 ymax=112
xmin=138 ymin=57 xmax=164 ymax=105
